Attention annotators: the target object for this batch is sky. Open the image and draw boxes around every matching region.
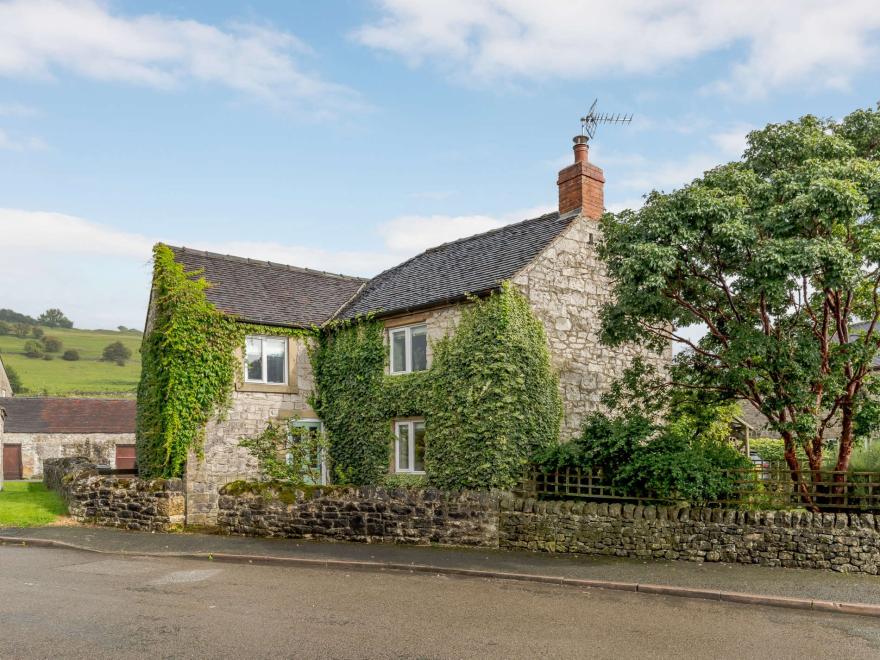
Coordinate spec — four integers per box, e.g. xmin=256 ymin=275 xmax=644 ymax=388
xmin=1 ymin=0 xmax=879 ymax=329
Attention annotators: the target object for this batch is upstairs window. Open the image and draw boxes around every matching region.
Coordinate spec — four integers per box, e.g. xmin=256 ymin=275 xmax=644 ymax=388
xmin=389 ymin=324 xmax=428 ymax=374
xmin=395 ymin=419 xmax=426 ymax=473
xmin=245 ymin=335 xmax=287 ymax=384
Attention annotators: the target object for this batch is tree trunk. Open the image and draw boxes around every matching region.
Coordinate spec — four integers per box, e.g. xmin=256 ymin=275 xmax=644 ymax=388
xmin=783 ymin=431 xmax=816 ymax=511
xmin=831 ymin=403 xmax=855 ymax=505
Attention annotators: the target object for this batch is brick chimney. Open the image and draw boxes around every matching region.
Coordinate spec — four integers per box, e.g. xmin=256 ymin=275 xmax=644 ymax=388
xmin=557 ymin=135 xmax=605 ymax=218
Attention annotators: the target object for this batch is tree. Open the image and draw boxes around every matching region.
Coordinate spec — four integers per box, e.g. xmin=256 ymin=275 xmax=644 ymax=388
xmin=23 ymin=340 xmax=44 ymax=359
xmin=38 ymin=308 xmax=73 ymax=328
xmin=599 ymin=106 xmax=880 ymax=503
xmin=102 ymin=341 xmax=132 ymax=366
xmin=42 ymin=336 xmax=63 ymax=353
xmin=0 ymin=308 xmax=37 ymax=325
xmin=62 ymin=349 xmax=80 ymax=361
xmin=0 ymin=321 xmax=11 ymax=336
xmin=31 ymin=326 xmax=44 ymax=339
xmin=13 ymin=323 xmax=30 ymax=338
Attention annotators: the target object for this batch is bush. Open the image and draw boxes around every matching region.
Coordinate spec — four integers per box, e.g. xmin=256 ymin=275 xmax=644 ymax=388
xmin=13 ymin=323 xmax=30 ymax=338
xmin=31 ymin=326 xmax=44 ymax=339
xmin=62 ymin=349 xmax=80 ymax=361
xmin=42 ymin=336 xmax=63 ymax=353
xmin=4 ymin=363 xmax=25 ymax=393
xmin=239 ymin=420 xmax=329 ymax=485
xmin=842 ymin=443 xmax=880 ymax=472
xmin=0 ymin=321 xmax=11 ymax=336
xmin=23 ymin=340 xmax=44 ymax=359
xmin=542 ymin=362 xmax=751 ymax=503
xmin=102 ymin=341 xmax=132 ymax=366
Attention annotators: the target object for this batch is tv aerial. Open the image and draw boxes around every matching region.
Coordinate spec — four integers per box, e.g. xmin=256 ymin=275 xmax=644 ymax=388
xmin=580 ymin=99 xmax=632 ymax=142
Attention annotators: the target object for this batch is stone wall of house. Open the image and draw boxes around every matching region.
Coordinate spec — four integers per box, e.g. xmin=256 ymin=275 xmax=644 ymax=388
xmin=44 ymin=457 xmax=185 ymax=531
xmin=217 ymin=483 xmax=500 ymax=546
xmin=4 ymin=432 xmax=135 ymax=479
xmin=512 ymin=214 xmax=671 ymax=438
xmin=500 ymin=498 xmax=880 ymax=574
xmin=0 ymin=356 xmax=11 ymax=397
xmin=186 ymin=338 xmax=317 ymax=525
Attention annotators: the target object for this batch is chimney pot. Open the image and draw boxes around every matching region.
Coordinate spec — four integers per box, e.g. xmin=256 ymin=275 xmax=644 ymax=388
xmin=557 ymin=135 xmax=605 ymax=217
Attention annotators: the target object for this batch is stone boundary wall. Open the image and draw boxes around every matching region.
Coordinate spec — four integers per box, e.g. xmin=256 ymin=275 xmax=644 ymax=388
xmin=499 ymin=499 xmax=880 ymax=574
xmin=43 ymin=457 xmax=185 ymax=532
xmin=217 ymin=483 xmax=500 ymax=547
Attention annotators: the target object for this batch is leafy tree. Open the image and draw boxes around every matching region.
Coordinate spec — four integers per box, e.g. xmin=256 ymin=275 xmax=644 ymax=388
xmin=38 ymin=308 xmax=73 ymax=328
xmin=62 ymin=349 xmax=80 ymax=361
xmin=23 ymin=340 xmax=44 ymax=359
xmin=0 ymin=308 xmax=37 ymax=325
xmin=599 ymin=106 xmax=880 ymax=501
xmin=0 ymin=321 xmax=11 ymax=336
xmin=42 ymin=336 xmax=62 ymax=353
xmin=13 ymin=323 xmax=30 ymax=338
xmin=102 ymin=341 xmax=132 ymax=366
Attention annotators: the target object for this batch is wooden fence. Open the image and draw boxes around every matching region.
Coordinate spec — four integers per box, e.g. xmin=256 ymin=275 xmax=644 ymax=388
xmin=520 ymin=464 xmax=880 ymax=512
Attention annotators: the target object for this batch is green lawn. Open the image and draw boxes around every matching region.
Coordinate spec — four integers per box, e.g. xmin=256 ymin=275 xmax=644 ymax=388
xmin=0 ymin=482 xmax=68 ymax=527
xmin=0 ymin=327 xmax=141 ymax=396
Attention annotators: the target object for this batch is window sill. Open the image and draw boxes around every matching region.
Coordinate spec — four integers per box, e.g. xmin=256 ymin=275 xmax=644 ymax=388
xmin=237 ymin=381 xmax=298 ymax=394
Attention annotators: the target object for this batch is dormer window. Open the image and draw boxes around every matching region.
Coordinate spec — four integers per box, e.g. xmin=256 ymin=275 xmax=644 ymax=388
xmin=389 ymin=324 xmax=428 ymax=375
xmin=245 ymin=335 xmax=288 ymax=384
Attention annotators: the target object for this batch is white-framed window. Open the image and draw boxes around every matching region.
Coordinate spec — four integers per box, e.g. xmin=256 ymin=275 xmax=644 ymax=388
xmin=389 ymin=324 xmax=428 ymax=375
xmin=287 ymin=419 xmax=327 ymax=485
xmin=394 ymin=419 xmax=426 ymax=473
xmin=244 ymin=335 xmax=288 ymax=384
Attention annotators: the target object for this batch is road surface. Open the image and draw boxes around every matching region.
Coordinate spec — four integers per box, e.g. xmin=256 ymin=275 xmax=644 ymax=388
xmin=2 ymin=546 xmax=879 ymax=659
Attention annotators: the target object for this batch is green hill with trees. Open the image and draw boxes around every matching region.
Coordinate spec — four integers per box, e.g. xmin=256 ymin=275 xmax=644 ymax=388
xmin=0 ymin=308 xmax=141 ymax=397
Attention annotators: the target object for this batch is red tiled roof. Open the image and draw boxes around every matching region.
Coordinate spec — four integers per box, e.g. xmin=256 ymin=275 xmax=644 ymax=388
xmin=0 ymin=397 xmax=136 ymax=434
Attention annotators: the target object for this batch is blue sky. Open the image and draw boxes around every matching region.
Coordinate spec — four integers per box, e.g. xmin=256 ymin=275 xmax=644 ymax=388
xmin=1 ymin=0 xmax=879 ymax=328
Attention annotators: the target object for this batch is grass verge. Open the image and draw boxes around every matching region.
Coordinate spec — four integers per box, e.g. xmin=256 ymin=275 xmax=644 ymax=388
xmin=0 ymin=482 xmax=68 ymax=527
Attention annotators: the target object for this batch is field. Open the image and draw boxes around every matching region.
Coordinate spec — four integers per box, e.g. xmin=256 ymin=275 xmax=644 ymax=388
xmin=0 ymin=327 xmax=142 ymax=397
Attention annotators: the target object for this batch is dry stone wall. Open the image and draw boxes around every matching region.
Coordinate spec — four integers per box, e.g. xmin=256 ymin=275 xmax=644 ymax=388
xmin=218 ymin=484 xmax=500 ymax=547
xmin=500 ymin=498 xmax=880 ymax=574
xmin=44 ymin=457 xmax=184 ymax=531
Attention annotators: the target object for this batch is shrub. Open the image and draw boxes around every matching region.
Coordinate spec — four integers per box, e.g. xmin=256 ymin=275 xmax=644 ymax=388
xmin=13 ymin=323 xmax=30 ymax=338
xmin=4 ymin=363 xmax=25 ymax=393
xmin=841 ymin=443 xmax=880 ymax=472
xmin=42 ymin=336 xmax=63 ymax=353
xmin=31 ymin=326 xmax=44 ymax=339
xmin=62 ymin=349 xmax=80 ymax=361
xmin=102 ymin=341 xmax=132 ymax=366
xmin=0 ymin=321 xmax=11 ymax=336
xmin=547 ymin=362 xmax=751 ymax=503
xmin=239 ymin=420 xmax=329 ymax=485
xmin=23 ymin=340 xmax=44 ymax=359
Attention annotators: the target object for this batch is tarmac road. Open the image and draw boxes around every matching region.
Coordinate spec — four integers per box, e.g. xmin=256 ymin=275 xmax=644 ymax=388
xmin=2 ymin=546 xmax=880 ymax=659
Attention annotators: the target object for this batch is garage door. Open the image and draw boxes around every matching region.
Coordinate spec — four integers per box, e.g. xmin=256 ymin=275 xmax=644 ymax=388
xmin=3 ymin=444 xmax=22 ymax=480
xmin=115 ymin=444 xmax=137 ymax=471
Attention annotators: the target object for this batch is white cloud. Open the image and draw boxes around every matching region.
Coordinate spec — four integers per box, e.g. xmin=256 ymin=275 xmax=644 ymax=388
xmin=0 ymin=0 xmax=358 ymax=113
xmin=0 ymin=102 xmax=39 ymax=116
xmin=0 ymin=128 xmax=46 ymax=151
xmin=355 ymin=0 xmax=880 ymax=96
xmin=710 ymin=124 xmax=754 ymax=159
xmin=1 ymin=204 xmax=552 ymax=327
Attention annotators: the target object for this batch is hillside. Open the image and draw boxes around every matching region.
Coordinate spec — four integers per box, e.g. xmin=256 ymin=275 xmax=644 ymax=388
xmin=0 ymin=327 xmax=142 ymax=397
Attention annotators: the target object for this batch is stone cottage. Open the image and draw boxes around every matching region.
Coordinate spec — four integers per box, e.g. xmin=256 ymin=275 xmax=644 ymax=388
xmin=147 ymin=136 xmax=670 ymax=523
xmin=0 ymin=397 xmax=137 ymax=481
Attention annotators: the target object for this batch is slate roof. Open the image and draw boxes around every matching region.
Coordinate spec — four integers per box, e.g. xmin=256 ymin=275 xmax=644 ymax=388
xmin=0 ymin=398 xmax=136 ymax=434
xmin=336 ymin=211 xmax=575 ymax=320
xmin=168 ymin=247 xmax=367 ymax=328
